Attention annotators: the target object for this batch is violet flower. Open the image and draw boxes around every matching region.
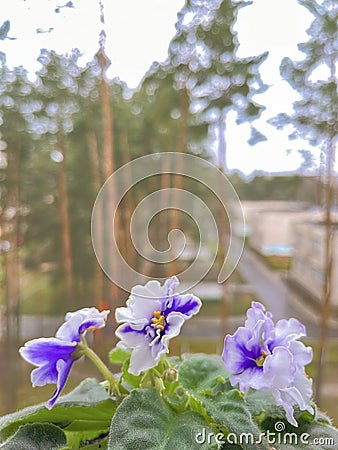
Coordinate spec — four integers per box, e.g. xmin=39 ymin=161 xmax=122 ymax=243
xmin=19 ymin=307 xmax=109 ymax=408
xmin=115 ymin=276 xmax=201 ymax=375
xmin=222 ymin=301 xmax=314 ymax=427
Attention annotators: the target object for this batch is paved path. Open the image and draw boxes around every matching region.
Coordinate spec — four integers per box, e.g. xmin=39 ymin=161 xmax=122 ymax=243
xmin=236 ymin=244 xmax=288 ymax=320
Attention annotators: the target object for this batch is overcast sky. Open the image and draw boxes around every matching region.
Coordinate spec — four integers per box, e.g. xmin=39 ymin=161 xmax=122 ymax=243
xmin=1 ymin=0 xmax=332 ymax=175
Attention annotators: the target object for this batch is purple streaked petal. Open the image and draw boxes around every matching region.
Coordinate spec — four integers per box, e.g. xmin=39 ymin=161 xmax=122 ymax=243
xmin=246 ymin=319 xmax=267 ymax=353
xmin=31 ymin=363 xmax=58 ymax=387
xmin=115 ymin=306 xmax=149 ymax=329
xmin=56 ymin=308 xmax=109 ymax=342
xmin=230 ymin=366 xmax=267 ymax=392
xmin=78 ymin=311 xmax=110 ymax=335
xmin=115 ymin=323 xmax=146 ymax=348
xmin=47 ymin=358 xmax=74 ymax=409
xmin=223 ymin=327 xmax=257 ymax=374
xmin=19 ymin=338 xmax=76 ymax=366
xmin=164 ymin=293 xmax=201 ymax=317
xmin=163 ymin=276 xmax=179 ymax=297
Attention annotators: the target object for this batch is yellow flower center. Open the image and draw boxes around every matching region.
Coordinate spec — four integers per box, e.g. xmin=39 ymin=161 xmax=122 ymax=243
xmin=151 ymin=310 xmax=166 ymax=331
xmin=256 ymin=350 xmax=268 ymax=367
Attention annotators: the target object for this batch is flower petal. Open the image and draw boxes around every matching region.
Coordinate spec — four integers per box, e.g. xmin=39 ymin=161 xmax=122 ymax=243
xmin=161 ymin=312 xmax=185 ymax=351
xmin=163 ymin=276 xmax=180 ymax=295
xmin=245 ymin=301 xmax=269 ymax=328
xmin=31 ymin=363 xmax=58 ymax=387
xmin=273 ymin=318 xmax=306 ymax=345
xmin=56 ymin=308 xmax=110 ymax=342
xmin=115 ymin=323 xmax=146 ymax=348
xmin=223 ymin=327 xmax=257 ymax=374
xmin=19 ymin=338 xmax=76 ymax=366
xmin=127 ymin=282 xmax=164 ymax=320
xmin=269 ymin=386 xmax=298 ymax=427
xmin=287 ymin=368 xmax=314 ymax=413
xmin=263 ymin=346 xmax=295 ymax=389
xmin=47 ymin=358 xmax=74 ymax=408
xmin=288 ymin=340 xmax=313 ymax=367
xmin=230 ymin=366 xmax=267 ymax=392
xmin=164 ymin=293 xmax=201 ymax=317
xmin=128 ymin=344 xmax=165 ymax=376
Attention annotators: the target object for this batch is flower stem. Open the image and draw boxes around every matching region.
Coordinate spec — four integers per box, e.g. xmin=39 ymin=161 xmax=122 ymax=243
xmin=78 ymin=337 xmax=121 ymax=401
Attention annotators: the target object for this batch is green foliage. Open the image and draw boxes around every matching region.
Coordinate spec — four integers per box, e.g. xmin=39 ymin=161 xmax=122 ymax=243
xmin=109 ymin=347 xmax=131 ymax=365
xmin=229 ymin=173 xmax=322 ymax=203
xmin=108 ymin=388 xmax=217 ymax=450
xmin=270 ymin=0 xmax=337 ymax=150
xmin=1 ymin=353 xmax=338 ymax=449
xmin=0 ymin=424 xmax=66 ymax=450
xmin=178 ymin=355 xmax=229 ymax=393
xmin=0 ymin=379 xmax=116 ymax=450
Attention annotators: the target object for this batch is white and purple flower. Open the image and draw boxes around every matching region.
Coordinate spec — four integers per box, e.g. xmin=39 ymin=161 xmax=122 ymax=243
xmin=115 ymin=276 xmax=201 ymax=375
xmin=19 ymin=307 xmax=109 ymax=408
xmin=222 ymin=301 xmax=314 ymax=427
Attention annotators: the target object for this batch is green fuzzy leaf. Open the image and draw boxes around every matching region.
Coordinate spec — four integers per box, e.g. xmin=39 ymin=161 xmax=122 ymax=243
xmin=109 ymin=348 xmax=131 ymax=365
xmin=0 ymin=379 xmax=116 ymax=447
xmin=245 ymin=389 xmax=318 ymax=429
xmin=200 ymin=390 xmax=270 ymax=450
xmin=245 ymin=388 xmax=286 ymax=419
xmin=178 ymin=355 xmax=229 ymax=394
xmin=0 ymin=423 xmax=66 ymax=450
xmin=271 ymin=420 xmax=338 ymax=450
xmin=108 ymin=388 xmax=218 ymax=449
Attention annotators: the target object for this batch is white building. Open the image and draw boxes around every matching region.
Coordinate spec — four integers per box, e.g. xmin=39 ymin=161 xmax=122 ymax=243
xmin=240 ymin=201 xmax=319 ymax=256
xmin=289 ymin=220 xmax=338 ymax=308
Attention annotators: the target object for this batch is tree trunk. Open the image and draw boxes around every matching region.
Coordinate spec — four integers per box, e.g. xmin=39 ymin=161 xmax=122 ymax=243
xmin=57 ymin=135 xmax=74 ymax=306
xmin=314 ymin=44 xmax=337 ymax=405
xmin=217 ymin=114 xmax=230 ymax=340
xmin=167 ymin=87 xmax=189 ymax=277
xmin=87 ymin=130 xmax=104 ymax=309
xmin=120 ymin=126 xmax=135 ymax=268
xmin=98 ymin=49 xmax=125 ymax=344
xmin=314 ymin=137 xmax=335 ymax=404
xmin=3 ymin=142 xmax=21 ymax=342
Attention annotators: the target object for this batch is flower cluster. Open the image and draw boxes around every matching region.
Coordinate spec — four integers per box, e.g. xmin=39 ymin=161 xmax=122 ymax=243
xmin=19 ymin=279 xmax=314 ymax=428
xmin=222 ymin=301 xmax=314 ymax=426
